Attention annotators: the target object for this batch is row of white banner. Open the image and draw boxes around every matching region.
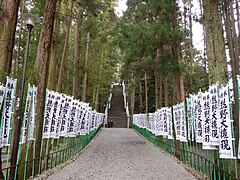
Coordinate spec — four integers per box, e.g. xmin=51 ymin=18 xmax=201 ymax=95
xmin=133 ymin=83 xmax=240 ymax=160
xmin=0 ymin=77 xmax=105 ymax=147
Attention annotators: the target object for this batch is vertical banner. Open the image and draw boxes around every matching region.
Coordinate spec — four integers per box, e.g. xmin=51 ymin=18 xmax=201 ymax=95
xmin=76 ymin=102 xmax=83 ymax=135
xmin=219 ymin=86 xmax=234 ymax=159
xmin=1 ymin=77 xmax=17 ymax=147
xmin=80 ymin=105 xmax=87 ymax=135
xmin=238 ymin=142 xmax=240 ymax=159
xmin=55 ymin=95 xmax=65 ymax=139
xmin=162 ymin=108 xmax=168 ymax=137
xmin=202 ymin=92 xmax=217 ymax=150
xmin=154 ymin=111 xmax=160 ymax=135
xmin=237 ymin=77 xmax=240 ymax=159
xmin=159 ymin=109 xmax=163 ymax=136
xmin=173 ymin=105 xmax=181 ymax=140
xmin=209 ymin=85 xmax=220 ymax=146
xmin=187 ymin=97 xmax=194 ymax=141
xmin=49 ymin=93 xmax=62 ymax=138
xmin=192 ymin=95 xmax=198 ymax=142
xmin=0 ymin=84 xmax=6 ymax=110
xmin=196 ymin=92 xmax=203 ymax=143
xmin=20 ymin=84 xmax=33 ymax=144
xmin=67 ymin=100 xmax=78 ymax=137
xmin=180 ymin=102 xmax=187 ymax=142
xmin=167 ymin=107 xmax=174 ymax=139
xmin=29 ymin=86 xmax=37 ymax=140
xmin=43 ymin=90 xmax=56 ymax=138
xmin=60 ymin=96 xmax=72 ymax=137
xmin=238 ymin=141 xmax=240 ymax=159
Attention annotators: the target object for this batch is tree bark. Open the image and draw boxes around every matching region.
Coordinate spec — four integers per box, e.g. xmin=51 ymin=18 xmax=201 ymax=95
xmin=0 ymin=0 xmax=20 ymax=81
xmin=56 ymin=1 xmax=73 ymax=92
xmin=164 ymin=76 xmax=169 ymax=107
xmin=229 ymin=1 xmax=240 ymax=75
xmin=144 ymin=71 xmax=148 ymax=114
xmin=223 ymin=0 xmax=239 ymax=166
xmin=189 ymin=0 xmax=193 ymax=93
xmin=130 ymin=86 xmax=135 ymax=127
xmin=33 ymin=0 xmax=58 ymax=175
xmin=72 ymin=3 xmax=83 ymax=98
xmin=47 ymin=0 xmax=61 ymax=90
xmin=155 ymin=72 xmax=159 ymax=110
xmin=202 ymin=0 xmax=228 ymax=85
xmin=82 ymin=31 xmax=90 ymax=102
xmin=95 ymin=87 xmax=99 ymax=111
xmin=14 ymin=3 xmax=26 ymax=75
xmin=139 ymin=82 xmax=143 ymax=113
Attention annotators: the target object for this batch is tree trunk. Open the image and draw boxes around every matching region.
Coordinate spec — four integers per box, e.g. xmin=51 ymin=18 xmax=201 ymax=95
xmin=33 ymin=0 xmax=58 ymax=175
xmin=202 ymin=0 xmax=228 ymax=85
xmin=47 ymin=1 xmax=61 ymax=90
xmin=164 ymin=76 xmax=169 ymax=107
xmin=223 ymin=0 xmax=239 ymax=167
xmin=72 ymin=3 xmax=83 ymax=98
xmin=82 ymin=31 xmax=90 ymax=102
xmin=0 ymin=0 xmax=20 ymax=81
xmin=95 ymin=87 xmax=99 ymax=111
xmin=130 ymin=86 xmax=135 ymax=127
xmin=229 ymin=1 xmax=240 ymax=75
xmin=155 ymin=72 xmax=159 ymax=110
xmin=189 ymin=0 xmax=193 ymax=93
xmin=139 ymin=82 xmax=143 ymax=113
xmin=144 ymin=71 xmax=148 ymax=114
xmin=56 ymin=1 xmax=73 ymax=92
xmin=159 ymin=75 xmax=163 ymax=108
xmin=14 ymin=3 xmax=26 ymax=75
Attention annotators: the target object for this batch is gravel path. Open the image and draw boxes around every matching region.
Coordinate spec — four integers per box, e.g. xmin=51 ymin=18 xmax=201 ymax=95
xmin=47 ymin=128 xmax=196 ymax=180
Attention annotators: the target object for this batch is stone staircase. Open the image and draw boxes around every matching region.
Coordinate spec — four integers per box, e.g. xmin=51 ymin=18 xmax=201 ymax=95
xmin=107 ymin=86 xmax=127 ymax=128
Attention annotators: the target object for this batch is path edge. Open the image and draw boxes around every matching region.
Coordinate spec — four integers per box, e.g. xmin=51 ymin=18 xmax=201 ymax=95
xmin=31 ymin=128 xmax=103 ymax=180
xmin=132 ymin=128 xmax=208 ymax=180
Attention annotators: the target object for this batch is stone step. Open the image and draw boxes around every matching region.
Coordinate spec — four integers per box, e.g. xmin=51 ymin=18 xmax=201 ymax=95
xmin=107 ymin=86 xmax=127 ymax=128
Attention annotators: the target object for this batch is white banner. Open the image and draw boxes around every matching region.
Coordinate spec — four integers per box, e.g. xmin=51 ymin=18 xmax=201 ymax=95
xmin=1 ymin=77 xmax=17 ymax=147
xmin=219 ymin=86 xmax=234 ymax=159
xmin=159 ymin=109 xmax=163 ymax=135
xmin=20 ymin=84 xmax=33 ymax=144
xmin=192 ymin=96 xmax=198 ymax=142
xmin=154 ymin=110 xmax=159 ymax=136
xmin=60 ymin=96 xmax=73 ymax=137
xmin=209 ymin=85 xmax=220 ymax=146
xmin=43 ymin=90 xmax=56 ymax=138
xmin=49 ymin=93 xmax=62 ymax=138
xmin=80 ymin=105 xmax=87 ymax=135
xmin=67 ymin=100 xmax=78 ymax=137
xmin=162 ymin=108 xmax=168 ymax=137
xmin=238 ymin=141 xmax=240 ymax=159
xmin=85 ymin=107 xmax=91 ymax=134
xmin=151 ymin=113 xmax=155 ymax=133
xmin=55 ymin=95 xmax=65 ymax=139
xmin=29 ymin=86 xmax=37 ymax=140
xmin=76 ymin=102 xmax=83 ymax=135
xmin=0 ymin=85 xmax=6 ymax=111
xmin=167 ymin=107 xmax=174 ymax=139
xmin=202 ymin=92 xmax=217 ymax=150
xmin=187 ymin=97 xmax=194 ymax=141
xmin=196 ymin=92 xmax=203 ymax=143
xmin=173 ymin=105 xmax=180 ymax=140
xmin=180 ymin=102 xmax=187 ymax=142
